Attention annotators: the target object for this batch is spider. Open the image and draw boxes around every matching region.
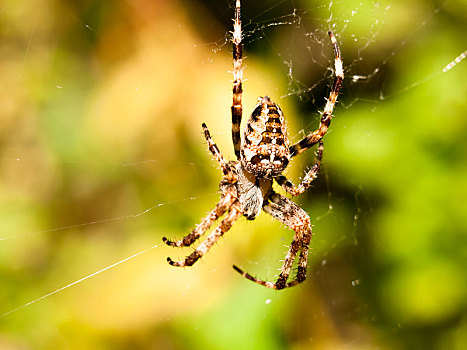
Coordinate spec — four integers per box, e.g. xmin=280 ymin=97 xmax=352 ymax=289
xmin=163 ymin=0 xmax=343 ymax=289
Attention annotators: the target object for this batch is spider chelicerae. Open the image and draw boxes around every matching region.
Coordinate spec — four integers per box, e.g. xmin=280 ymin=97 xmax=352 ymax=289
xmin=163 ymin=0 xmax=343 ymax=289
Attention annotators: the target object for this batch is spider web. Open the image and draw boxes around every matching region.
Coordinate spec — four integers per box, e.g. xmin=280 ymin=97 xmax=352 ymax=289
xmin=1 ymin=0 xmax=466 ymax=347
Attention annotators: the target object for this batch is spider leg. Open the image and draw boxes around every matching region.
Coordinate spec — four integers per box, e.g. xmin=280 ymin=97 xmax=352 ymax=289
xmin=202 ymin=123 xmax=237 ymax=183
xmin=289 ymin=32 xmax=343 ymax=157
xmin=162 ymin=191 xmax=236 ymax=247
xmin=275 ymin=140 xmax=324 ymax=196
xmin=231 ymin=0 xmax=243 ymax=159
xmin=233 ymin=193 xmax=312 ymax=289
xmin=167 ymin=205 xmax=242 ymax=267
xmin=294 ymin=230 xmax=313 ymax=285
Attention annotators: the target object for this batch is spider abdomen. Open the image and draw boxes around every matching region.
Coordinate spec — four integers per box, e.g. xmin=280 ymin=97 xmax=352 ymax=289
xmin=241 ymin=96 xmax=290 ymax=178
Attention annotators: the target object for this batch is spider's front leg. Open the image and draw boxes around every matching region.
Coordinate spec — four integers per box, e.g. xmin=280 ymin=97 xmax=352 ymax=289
xmin=289 ymin=32 xmax=343 ymax=157
xmin=234 ymin=193 xmax=312 ymax=289
xmin=276 ymin=140 xmax=324 ymax=196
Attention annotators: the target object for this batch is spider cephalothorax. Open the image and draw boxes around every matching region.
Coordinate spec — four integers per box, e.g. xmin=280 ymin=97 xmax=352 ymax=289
xmin=163 ymin=0 xmax=343 ymax=289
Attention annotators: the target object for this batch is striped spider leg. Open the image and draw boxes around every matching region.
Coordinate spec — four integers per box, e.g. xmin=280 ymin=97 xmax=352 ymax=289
xmin=275 ymin=31 xmax=343 ymax=196
xmin=231 ymin=0 xmax=243 ymax=159
xmin=288 ymin=31 xmax=344 ymax=158
xmin=163 ymin=124 xmax=241 ymax=267
xmin=275 ymin=140 xmax=324 ymax=196
xmin=234 ymin=192 xmax=312 ymax=289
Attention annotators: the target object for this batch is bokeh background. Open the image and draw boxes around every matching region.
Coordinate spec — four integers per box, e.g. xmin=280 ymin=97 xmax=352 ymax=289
xmin=1 ymin=0 xmax=466 ymax=348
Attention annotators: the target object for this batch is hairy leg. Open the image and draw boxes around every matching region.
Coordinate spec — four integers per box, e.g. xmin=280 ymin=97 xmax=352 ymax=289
xmin=231 ymin=0 xmax=243 ymax=159
xmin=163 ymin=191 xmax=236 ymax=247
xmin=167 ymin=206 xmax=242 ymax=267
xmin=289 ymin=32 xmax=343 ymax=157
xmin=233 ymin=193 xmax=312 ymax=289
xmin=202 ymin=123 xmax=237 ymax=183
xmin=275 ymin=140 xmax=324 ymax=196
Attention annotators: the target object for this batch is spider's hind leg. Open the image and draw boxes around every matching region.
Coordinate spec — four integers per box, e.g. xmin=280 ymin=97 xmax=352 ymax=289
xmin=162 ymin=191 xmax=236 ymax=247
xmin=165 ymin=123 xmax=240 ymax=265
xmin=233 ymin=193 xmax=312 ymax=289
xmin=167 ymin=205 xmax=242 ymax=267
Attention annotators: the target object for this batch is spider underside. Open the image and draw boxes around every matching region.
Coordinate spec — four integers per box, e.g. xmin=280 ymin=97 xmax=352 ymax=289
xmin=163 ymin=0 xmax=343 ymax=289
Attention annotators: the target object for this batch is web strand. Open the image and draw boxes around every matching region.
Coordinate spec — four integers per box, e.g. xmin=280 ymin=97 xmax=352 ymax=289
xmin=0 ymin=194 xmax=214 ymax=241
xmin=0 ymin=245 xmax=159 ymax=318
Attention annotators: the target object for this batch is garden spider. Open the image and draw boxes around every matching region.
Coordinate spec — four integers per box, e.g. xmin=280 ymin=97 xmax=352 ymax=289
xmin=163 ymin=0 xmax=343 ymax=289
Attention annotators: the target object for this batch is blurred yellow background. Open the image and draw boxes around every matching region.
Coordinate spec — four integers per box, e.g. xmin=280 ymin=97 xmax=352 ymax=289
xmin=0 ymin=0 xmax=466 ymax=349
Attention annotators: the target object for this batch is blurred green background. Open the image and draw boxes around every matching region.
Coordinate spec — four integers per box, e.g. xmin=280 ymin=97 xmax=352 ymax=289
xmin=1 ymin=0 xmax=466 ymax=349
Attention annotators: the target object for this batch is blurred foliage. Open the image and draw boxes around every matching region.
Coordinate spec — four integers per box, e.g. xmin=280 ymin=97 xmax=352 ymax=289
xmin=0 ymin=0 xmax=466 ymax=349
